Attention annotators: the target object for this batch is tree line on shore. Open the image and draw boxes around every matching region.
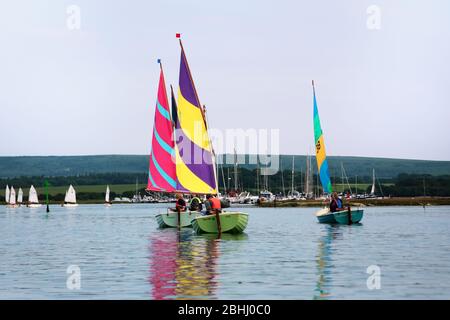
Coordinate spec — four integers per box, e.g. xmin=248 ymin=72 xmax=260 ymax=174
xmin=1 ymin=171 xmax=450 ymax=199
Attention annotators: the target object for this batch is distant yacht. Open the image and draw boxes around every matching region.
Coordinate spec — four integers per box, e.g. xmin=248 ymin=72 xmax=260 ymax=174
xmin=7 ymin=186 xmax=18 ymax=208
xmin=104 ymin=185 xmax=112 ymax=206
xmin=17 ymin=188 xmax=23 ymax=206
xmin=63 ymin=185 xmax=78 ymax=207
xmin=5 ymin=185 xmax=10 ymax=205
xmin=27 ymin=185 xmax=42 ymax=208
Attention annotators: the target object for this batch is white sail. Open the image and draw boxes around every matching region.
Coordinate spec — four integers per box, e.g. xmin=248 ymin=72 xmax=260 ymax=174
xmin=5 ymin=185 xmax=10 ymax=204
xmin=17 ymin=188 xmax=23 ymax=203
xmin=370 ymin=169 xmax=376 ymax=195
xmin=105 ymin=185 xmax=110 ymax=203
xmin=29 ymin=185 xmax=39 ymax=204
xmin=9 ymin=187 xmax=16 ymax=205
xmin=65 ymin=185 xmax=77 ymax=203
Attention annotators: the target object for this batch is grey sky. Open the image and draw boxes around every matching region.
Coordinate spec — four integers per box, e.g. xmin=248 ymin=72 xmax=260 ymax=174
xmin=1 ymin=0 xmax=449 ymax=160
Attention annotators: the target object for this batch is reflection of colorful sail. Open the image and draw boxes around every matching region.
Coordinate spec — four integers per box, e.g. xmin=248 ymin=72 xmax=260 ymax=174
xmin=150 ymin=231 xmax=178 ymax=300
xmin=314 ymin=225 xmax=335 ymax=299
xmin=312 ymin=81 xmax=332 ymax=194
xmin=147 ymin=62 xmax=177 ymax=192
xmin=150 ymin=230 xmax=218 ymax=299
xmin=174 ymin=41 xmax=218 ymax=194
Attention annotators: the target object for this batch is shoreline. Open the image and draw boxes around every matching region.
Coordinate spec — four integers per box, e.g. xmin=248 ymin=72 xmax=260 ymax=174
xmin=2 ymin=197 xmax=450 ymax=207
xmin=257 ymin=197 xmax=450 ymax=207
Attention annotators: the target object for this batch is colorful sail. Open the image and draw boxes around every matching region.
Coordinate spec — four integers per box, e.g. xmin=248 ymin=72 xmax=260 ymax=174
xmin=312 ymin=81 xmax=332 ymax=194
xmin=174 ymin=41 xmax=218 ymax=194
xmin=147 ymin=63 xmax=177 ymax=192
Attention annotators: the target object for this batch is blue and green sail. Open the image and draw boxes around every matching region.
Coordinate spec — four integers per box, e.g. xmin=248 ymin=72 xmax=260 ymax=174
xmin=313 ymin=81 xmax=332 ymax=194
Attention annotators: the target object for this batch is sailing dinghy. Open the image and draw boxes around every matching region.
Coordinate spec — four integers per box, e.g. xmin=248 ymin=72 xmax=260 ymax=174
xmin=312 ymin=81 xmax=363 ymax=224
xmin=174 ymin=38 xmax=248 ymax=233
xmin=63 ymin=185 xmax=78 ymax=207
xmin=17 ymin=188 xmax=23 ymax=206
xmin=152 ymin=38 xmax=248 ymax=233
xmin=5 ymin=185 xmax=10 ymax=205
xmin=147 ymin=59 xmax=201 ymax=228
xmin=7 ymin=186 xmax=18 ymax=208
xmin=104 ymin=185 xmax=112 ymax=206
xmin=27 ymin=185 xmax=42 ymax=208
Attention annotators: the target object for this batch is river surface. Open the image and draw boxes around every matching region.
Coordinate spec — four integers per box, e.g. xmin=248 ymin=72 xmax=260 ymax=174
xmin=0 ymin=204 xmax=449 ymax=299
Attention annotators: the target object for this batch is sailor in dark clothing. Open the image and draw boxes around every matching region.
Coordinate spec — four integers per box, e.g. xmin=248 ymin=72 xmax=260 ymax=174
xmin=189 ymin=195 xmax=203 ymax=211
xmin=171 ymin=193 xmax=186 ymax=212
xmin=330 ymin=192 xmax=343 ymax=212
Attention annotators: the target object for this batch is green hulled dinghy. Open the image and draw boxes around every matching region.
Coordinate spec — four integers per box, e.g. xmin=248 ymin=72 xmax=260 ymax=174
xmin=192 ymin=212 xmax=248 ymax=234
xmin=333 ymin=209 xmax=364 ymax=225
xmin=315 ymin=208 xmax=337 ymax=224
xmin=155 ymin=210 xmax=202 ymax=228
xmin=315 ymin=207 xmax=364 ymax=224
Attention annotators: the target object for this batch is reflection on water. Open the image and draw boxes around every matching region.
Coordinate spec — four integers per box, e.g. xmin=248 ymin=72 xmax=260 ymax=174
xmin=150 ymin=229 xmax=248 ymax=299
xmin=314 ymin=224 xmax=356 ymax=299
xmin=2 ymin=204 xmax=450 ymax=299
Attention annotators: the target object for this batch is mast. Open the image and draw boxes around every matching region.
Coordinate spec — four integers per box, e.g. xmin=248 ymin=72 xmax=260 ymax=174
xmin=291 ymin=156 xmax=295 ymax=196
xmin=280 ymin=159 xmax=286 ymax=197
xmin=220 ymin=161 xmax=227 ymax=195
xmin=234 ymin=148 xmax=238 ymax=192
xmin=256 ymin=163 xmax=260 ymax=194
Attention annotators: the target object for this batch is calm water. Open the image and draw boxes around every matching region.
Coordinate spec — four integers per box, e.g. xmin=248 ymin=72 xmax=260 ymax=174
xmin=0 ymin=204 xmax=449 ymax=299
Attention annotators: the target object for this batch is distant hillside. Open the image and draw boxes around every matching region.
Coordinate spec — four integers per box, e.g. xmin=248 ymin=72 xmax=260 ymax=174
xmin=0 ymin=154 xmax=449 ymax=179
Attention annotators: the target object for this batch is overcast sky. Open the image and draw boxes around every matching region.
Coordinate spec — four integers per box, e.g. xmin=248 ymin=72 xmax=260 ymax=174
xmin=1 ymin=0 xmax=449 ymax=160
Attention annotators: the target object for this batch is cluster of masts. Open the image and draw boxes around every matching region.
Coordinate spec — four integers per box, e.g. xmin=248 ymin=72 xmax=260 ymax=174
xmin=221 ymin=156 xmax=380 ymax=204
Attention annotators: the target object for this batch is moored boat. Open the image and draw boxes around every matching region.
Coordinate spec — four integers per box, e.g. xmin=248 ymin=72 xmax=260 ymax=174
xmin=192 ymin=212 xmax=248 ymax=234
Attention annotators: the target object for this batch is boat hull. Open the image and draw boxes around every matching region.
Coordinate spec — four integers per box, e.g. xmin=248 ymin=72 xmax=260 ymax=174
xmin=192 ymin=212 xmax=248 ymax=234
xmin=27 ymin=203 xmax=42 ymax=208
xmin=333 ymin=209 xmax=364 ymax=224
xmin=155 ymin=210 xmax=201 ymax=228
xmin=63 ymin=203 xmax=79 ymax=207
xmin=317 ymin=213 xmax=337 ymax=224
xmin=315 ymin=208 xmax=336 ymax=224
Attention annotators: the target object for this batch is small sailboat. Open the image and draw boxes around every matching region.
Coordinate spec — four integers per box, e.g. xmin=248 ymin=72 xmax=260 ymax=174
xmin=7 ymin=186 xmax=18 ymax=208
xmin=17 ymin=188 xmax=23 ymax=206
xmin=63 ymin=185 xmax=78 ymax=207
xmin=5 ymin=185 xmax=10 ymax=204
xmin=104 ymin=185 xmax=112 ymax=206
xmin=27 ymin=185 xmax=42 ymax=208
xmin=152 ymin=37 xmax=248 ymax=233
xmin=148 ymin=58 xmax=199 ymax=228
xmin=312 ymin=81 xmax=363 ymax=224
xmin=174 ymin=38 xmax=248 ymax=234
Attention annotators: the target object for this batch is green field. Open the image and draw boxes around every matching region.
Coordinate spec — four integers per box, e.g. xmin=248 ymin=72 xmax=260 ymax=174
xmin=0 ymin=184 xmax=147 ymax=197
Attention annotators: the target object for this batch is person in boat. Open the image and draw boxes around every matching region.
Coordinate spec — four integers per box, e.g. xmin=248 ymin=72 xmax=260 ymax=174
xmin=202 ymin=194 xmax=213 ymax=215
xmin=202 ymin=194 xmax=222 ymax=215
xmin=170 ymin=193 xmax=186 ymax=212
xmin=209 ymin=194 xmax=222 ymax=214
xmin=330 ymin=192 xmax=344 ymax=212
xmin=189 ymin=194 xmax=203 ymax=211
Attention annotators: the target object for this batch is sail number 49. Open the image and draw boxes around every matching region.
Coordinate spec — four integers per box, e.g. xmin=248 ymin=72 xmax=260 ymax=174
xmin=222 ymin=304 xmax=270 ymax=316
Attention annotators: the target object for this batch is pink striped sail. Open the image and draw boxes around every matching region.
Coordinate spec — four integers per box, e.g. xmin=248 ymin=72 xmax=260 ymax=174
xmin=147 ymin=64 xmax=177 ymax=192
